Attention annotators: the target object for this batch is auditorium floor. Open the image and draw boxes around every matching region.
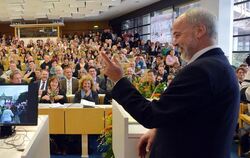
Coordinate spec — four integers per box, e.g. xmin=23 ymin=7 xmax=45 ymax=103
xmin=51 ymin=142 xmax=240 ymax=158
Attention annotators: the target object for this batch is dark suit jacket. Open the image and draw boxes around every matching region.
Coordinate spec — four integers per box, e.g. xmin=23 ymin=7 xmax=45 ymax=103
xmin=40 ymin=61 xmax=52 ymax=70
xmin=60 ymin=78 xmax=79 ymax=94
xmin=34 ymin=80 xmax=48 ymax=91
xmin=74 ymin=90 xmax=99 ymax=104
xmin=111 ymin=48 xmax=240 ymax=158
xmin=94 ymin=76 xmax=105 ymax=94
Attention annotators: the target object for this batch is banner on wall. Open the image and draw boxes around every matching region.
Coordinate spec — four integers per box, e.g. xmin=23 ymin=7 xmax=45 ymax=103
xmin=151 ymin=13 xmax=173 ymax=43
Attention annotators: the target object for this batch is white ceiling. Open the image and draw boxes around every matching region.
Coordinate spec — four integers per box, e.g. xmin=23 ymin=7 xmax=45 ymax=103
xmin=0 ymin=0 xmax=160 ymax=22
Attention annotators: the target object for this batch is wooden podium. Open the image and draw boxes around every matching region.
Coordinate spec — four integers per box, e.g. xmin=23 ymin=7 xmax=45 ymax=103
xmin=112 ymin=100 xmax=149 ymax=158
xmin=38 ymin=103 xmax=112 ymax=157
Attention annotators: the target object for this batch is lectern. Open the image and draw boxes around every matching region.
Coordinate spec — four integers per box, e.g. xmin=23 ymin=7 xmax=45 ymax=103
xmin=112 ymin=100 xmax=149 ymax=158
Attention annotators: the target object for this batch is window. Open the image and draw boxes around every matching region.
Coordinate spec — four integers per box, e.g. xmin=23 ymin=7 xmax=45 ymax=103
xmin=150 ymin=8 xmax=173 ymax=43
xmin=19 ymin=27 xmax=58 ymax=38
xmin=232 ymin=0 xmax=250 ymax=66
xmin=142 ymin=14 xmax=150 ymax=25
xmin=121 ymin=14 xmax=151 ymax=41
xmin=233 ymin=36 xmax=250 ymax=51
xmin=234 ymin=19 xmax=250 ymax=36
xmin=120 ymin=1 xmax=200 ymax=44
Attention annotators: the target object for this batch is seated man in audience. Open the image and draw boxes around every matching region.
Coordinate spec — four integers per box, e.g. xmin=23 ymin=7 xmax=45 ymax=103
xmin=88 ymin=66 xmax=105 ymax=94
xmin=99 ymin=74 xmax=115 ymax=104
xmin=236 ymin=67 xmax=246 ymax=85
xmin=55 ymin=65 xmax=65 ymax=80
xmin=125 ymin=66 xmax=138 ymax=83
xmin=61 ymin=58 xmax=70 ymax=70
xmin=85 ymin=59 xmax=100 ymax=75
xmin=34 ymin=69 xmax=49 ymax=97
xmin=40 ymin=54 xmax=52 ymax=70
xmin=23 ymin=60 xmax=37 ymax=83
xmin=60 ymin=66 xmax=79 ymax=95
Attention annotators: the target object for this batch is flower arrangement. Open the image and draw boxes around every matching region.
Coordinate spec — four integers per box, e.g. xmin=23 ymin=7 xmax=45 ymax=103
xmin=48 ymin=88 xmax=58 ymax=97
xmin=133 ymin=76 xmax=167 ymax=99
xmin=98 ymin=111 xmax=114 ymax=158
xmin=47 ymin=88 xmax=59 ymax=103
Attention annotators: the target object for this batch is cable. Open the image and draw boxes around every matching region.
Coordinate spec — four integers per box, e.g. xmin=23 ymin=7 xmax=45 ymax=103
xmin=0 ymin=127 xmax=31 ymax=151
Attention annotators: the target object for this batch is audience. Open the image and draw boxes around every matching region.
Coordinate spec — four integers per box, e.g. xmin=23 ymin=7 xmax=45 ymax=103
xmin=0 ymin=30 xmax=185 ymax=103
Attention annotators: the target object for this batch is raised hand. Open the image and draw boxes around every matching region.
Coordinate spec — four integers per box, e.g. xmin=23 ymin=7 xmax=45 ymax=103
xmin=100 ymin=51 xmax=123 ymax=82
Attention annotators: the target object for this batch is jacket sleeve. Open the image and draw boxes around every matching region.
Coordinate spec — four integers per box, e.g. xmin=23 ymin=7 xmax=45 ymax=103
xmin=111 ymin=66 xmax=211 ymax=129
xmin=92 ymin=91 xmax=99 ymax=104
xmin=74 ymin=91 xmax=81 ymax=103
xmin=39 ymin=91 xmax=50 ymax=103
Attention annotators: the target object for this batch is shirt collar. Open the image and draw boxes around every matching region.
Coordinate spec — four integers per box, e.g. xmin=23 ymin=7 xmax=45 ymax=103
xmin=66 ymin=78 xmax=72 ymax=82
xmin=187 ymin=45 xmax=219 ymax=65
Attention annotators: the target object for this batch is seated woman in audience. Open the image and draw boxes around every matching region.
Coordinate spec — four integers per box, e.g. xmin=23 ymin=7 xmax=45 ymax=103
xmin=74 ymin=75 xmax=99 ymax=104
xmin=73 ymin=57 xmax=86 ymax=79
xmin=9 ymin=70 xmax=26 ymax=84
xmin=165 ymin=48 xmax=180 ymax=67
xmin=40 ymin=76 xmax=67 ymax=104
xmin=49 ymin=59 xmax=58 ymax=76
